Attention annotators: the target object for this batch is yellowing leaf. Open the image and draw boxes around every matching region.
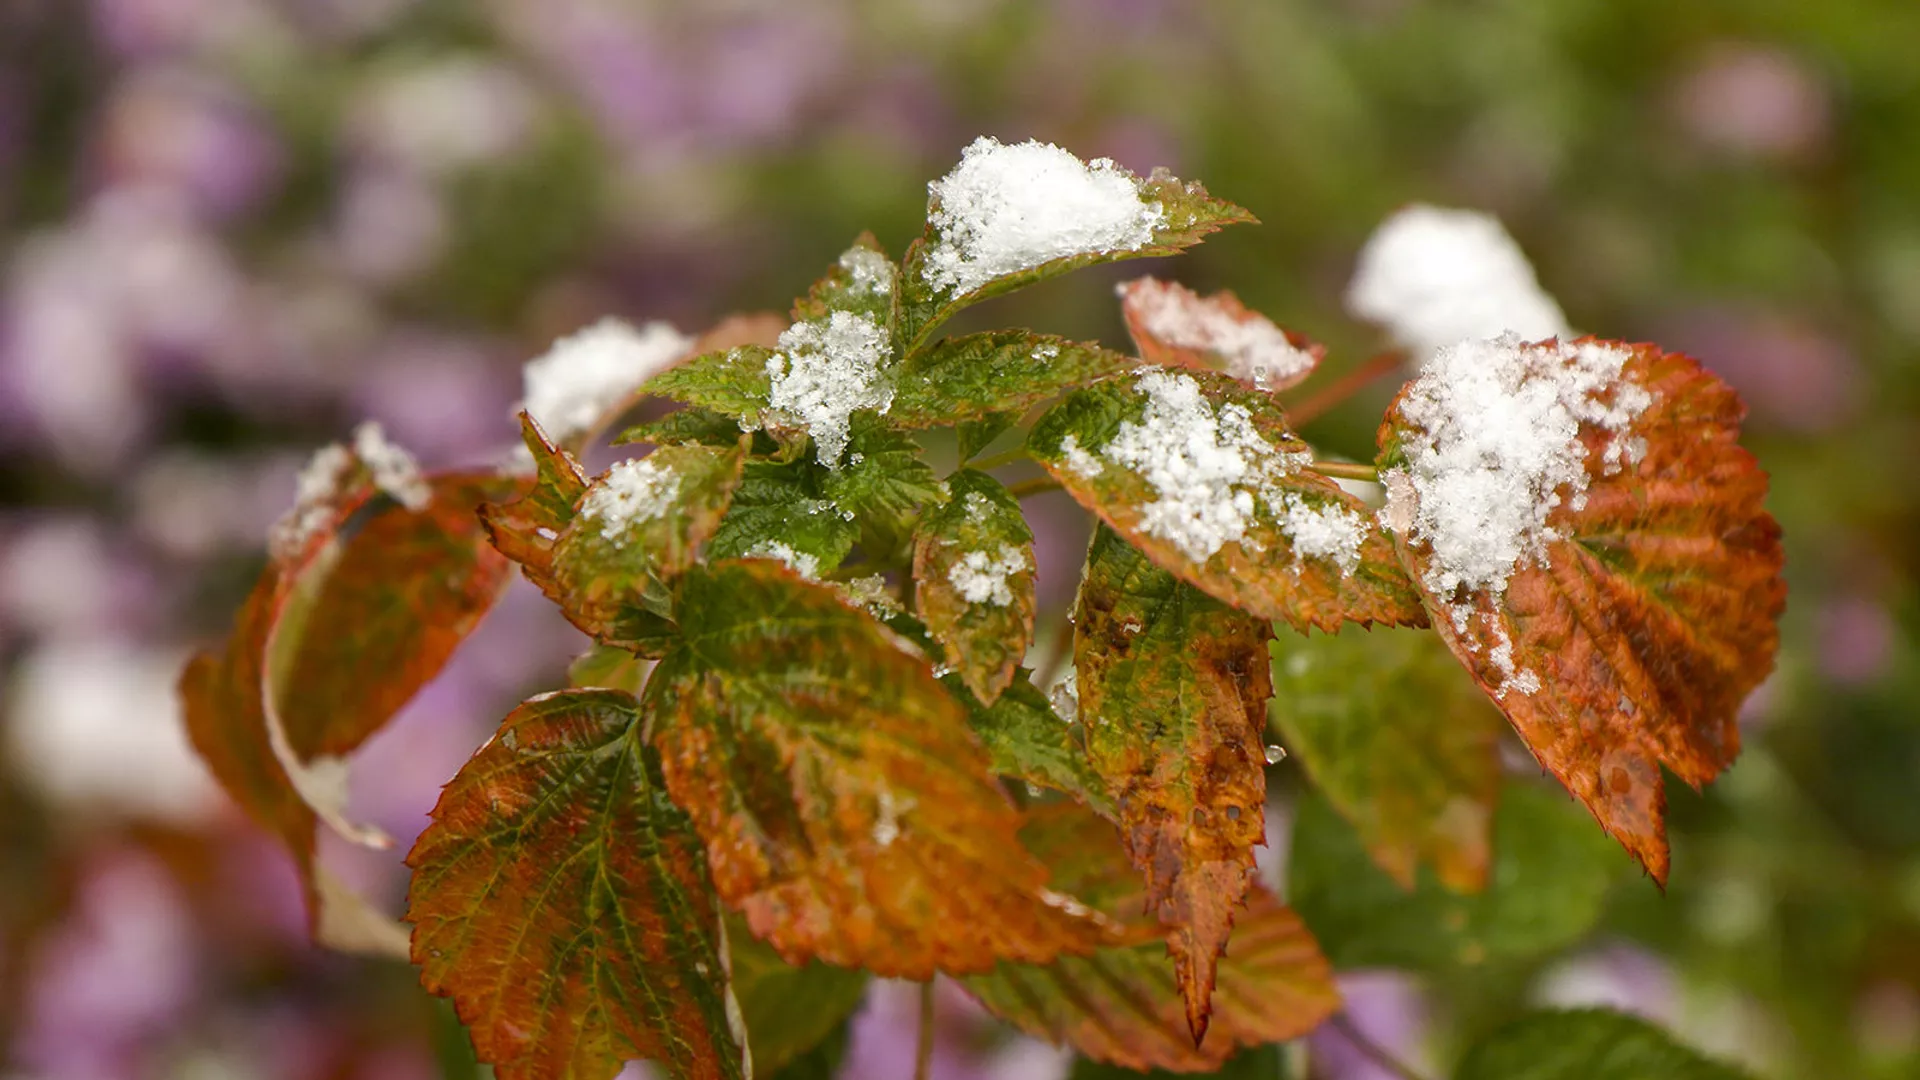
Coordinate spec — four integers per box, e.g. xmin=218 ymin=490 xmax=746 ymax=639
xmin=913 ymin=470 xmax=1036 ymax=703
xmin=1031 ymin=368 xmax=1426 ymax=632
xmin=407 ymin=690 xmax=748 ymax=1080
xmin=1376 ymin=340 xmax=1785 ymax=883
xmin=1119 ymin=277 xmax=1324 ymax=393
xmin=1269 ymin=624 xmax=1503 ymax=892
xmin=962 ymin=804 xmax=1339 ymax=1072
xmin=1072 ymin=525 xmax=1274 ymax=1042
xmin=644 ymin=560 xmax=1119 ymax=978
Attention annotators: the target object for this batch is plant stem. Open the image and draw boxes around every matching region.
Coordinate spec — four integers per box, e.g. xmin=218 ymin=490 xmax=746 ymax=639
xmin=1328 ymin=1012 xmax=1430 ymax=1080
xmin=1286 ymin=349 xmax=1406 ymax=425
xmin=968 ymin=446 xmax=1029 ymax=472
xmin=915 ymin=980 xmax=937 ymax=1080
xmin=1308 ymin=460 xmax=1379 ymax=483
xmin=1007 ymin=476 xmax=1061 ymax=499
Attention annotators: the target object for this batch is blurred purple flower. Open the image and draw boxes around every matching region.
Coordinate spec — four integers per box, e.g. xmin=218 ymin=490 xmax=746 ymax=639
xmin=15 ymin=851 xmax=202 ymax=1079
xmin=1660 ymin=307 xmax=1860 ymax=433
xmin=1533 ymin=941 xmax=1681 ymax=1022
xmin=1307 ymin=971 xmax=1432 ymax=1080
xmin=95 ymin=65 xmax=285 ymax=219
xmin=325 ymin=163 xmax=449 ymax=286
xmin=1671 ymin=44 xmax=1831 ymax=162
xmin=841 ymin=977 xmax=1068 ymax=1080
xmin=348 ymin=330 xmax=517 ymax=463
xmin=1817 ymin=596 xmax=1896 ymax=687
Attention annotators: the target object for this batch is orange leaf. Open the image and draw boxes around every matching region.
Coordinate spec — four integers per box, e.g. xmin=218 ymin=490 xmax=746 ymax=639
xmin=1030 ymin=368 xmax=1426 ymax=632
xmin=1072 ymin=525 xmax=1274 ymax=1042
xmin=1377 ymin=338 xmax=1785 ymax=883
xmin=1119 ymin=276 xmax=1324 ymax=392
xmin=912 ymin=469 xmax=1037 ymax=703
xmin=407 ymin=690 xmax=748 ymax=1080
xmin=962 ymin=804 xmax=1339 ymax=1071
xmin=644 ymin=560 xmax=1119 ymax=978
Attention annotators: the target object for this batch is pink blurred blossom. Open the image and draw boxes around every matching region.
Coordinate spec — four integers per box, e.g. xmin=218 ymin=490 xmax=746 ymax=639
xmin=1672 ymin=44 xmax=1831 ymax=162
xmin=94 ymin=65 xmax=285 ymax=218
xmin=1534 ymin=941 xmax=1682 ymax=1022
xmin=1307 ymin=971 xmax=1432 ymax=1080
xmin=1660 ymin=307 xmax=1860 ymax=433
xmin=1817 ymin=596 xmax=1897 ymax=686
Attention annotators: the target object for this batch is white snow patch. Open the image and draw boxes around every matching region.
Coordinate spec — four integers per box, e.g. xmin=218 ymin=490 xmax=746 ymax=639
xmin=947 ymin=544 xmax=1027 ymax=607
xmin=1099 ymin=369 xmax=1311 ymax=563
xmin=1384 ymin=335 xmax=1654 ymax=690
xmin=763 ymin=310 xmax=894 ymax=467
xmin=271 ymin=441 xmax=353 ymax=558
xmin=746 ymin=540 xmax=821 ymax=581
xmin=351 ymin=421 xmax=429 ymax=511
xmin=838 ymin=246 xmax=896 ymax=296
xmin=1273 ymin=492 xmax=1366 ymax=574
xmin=579 ymin=457 xmax=680 ymax=540
xmin=520 ymin=317 xmax=693 ymax=444
xmin=1057 ymin=433 xmax=1104 ymax=479
xmin=923 ymin=136 xmax=1164 ymax=297
xmin=1346 ymin=205 xmax=1571 ymax=361
xmin=1127 ymin=278 xmax=1317 ymax=390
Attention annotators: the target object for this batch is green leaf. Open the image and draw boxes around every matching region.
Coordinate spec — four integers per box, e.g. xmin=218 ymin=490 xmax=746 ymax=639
xmin=961 ymin=805 xmax=1337 ymax=1074
xmin=912 ymin=470 xmax=1034 ymax=702
xmin=644 ymin=560 xmax=1118 ymax=977
xmin=615 ymin=405 xmax=752 ymax=449
xmin=1454 ymin=1010 xmax=1758 ymax=1080
xmin=896 ymin=161 xmax=1254 ymax=350
xmin=546 ymin=440 xmax=749 ymax=648
xmin=703 ymin=457 xmax=860 ymax=575
xmin=1073 ymin=525 xmax=1275 ymax=1042
xmin=888 ymin=331 xmax=1137 ymax=428
xmin=820 ymin=419 xmax=949 ymax=559
xmin=792 ymin=232 xmax=896 ymax=331
xmin=568 ymin=644 xmax=651 ymax=695
xmin=728 ymin=918 xmax=869 ymax=1075
xmin=958 ymin=411 xmax=1020 ymax=463
xmin=1287 ymin=784 xmax=1627 ymax=971
xmin=948 ymin=671 xmax=1113 ymax=817
xmin=406 ymin=689 xmax=748 ymax=1080
xmin=1268 ymin=624 xmax=1503 ymax=892
xmin=643 ymin=345 xmax=776 ymax=422
xmin=1032 ymin=368 xmax=1425 ymax=631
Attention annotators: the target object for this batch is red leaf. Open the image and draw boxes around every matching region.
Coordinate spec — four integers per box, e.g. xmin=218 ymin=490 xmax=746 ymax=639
xmin=912 ymin=469 xmax=1037 ymax=702
xmin=1119 ymin=277 xmax=1324 ymax=392
xmin=1377 ymin=339 xmax=1785 ymax=883
xmin=408 ymin=690 xmax=748 ymax=1080
xmin=1072 ymin=525 xmax=1275 ymax=1042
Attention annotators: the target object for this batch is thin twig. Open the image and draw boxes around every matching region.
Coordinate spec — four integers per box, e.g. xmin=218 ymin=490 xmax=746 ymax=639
xmin=1308 ymin=460 xmax=1380 ymax=483
xmin=1006 ymin=476 xmax=1062 ymax=499
xmin=967 ymin=446 xmax=1029 ymax=472
xmin=1328 ymin=1012 xmax=1430 ymax=1080
xmin=915 ymin=980 xmax=937 ymax=1080
xmin=1286 ymin=349 xmax=1406 ymax=425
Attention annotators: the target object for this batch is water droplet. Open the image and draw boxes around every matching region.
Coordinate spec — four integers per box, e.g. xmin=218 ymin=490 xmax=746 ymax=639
xmin=1264 ymin=744 xmax=1287 ymax=765
xmin=499 ymin=729 xmax=518 ymax=751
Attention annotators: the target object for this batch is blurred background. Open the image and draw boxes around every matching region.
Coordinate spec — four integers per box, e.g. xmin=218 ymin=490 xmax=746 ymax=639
xmin=2 ymin=0 xmax=1917 ymax=1077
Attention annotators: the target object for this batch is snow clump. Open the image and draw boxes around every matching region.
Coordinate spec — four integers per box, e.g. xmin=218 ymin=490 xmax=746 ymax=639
xmin=1126 ymin=278 xmax=1318 ymax=390
xmin=520 ymin=318 xmax=693 ymax=444
xmin=923 ymin=137 xmax=1164 ymax=297
xmin=763 ymin=310 xmax=894 ymax=467
xmin=579 ymin=457 xmax=680 ymax=540
xmin=947 ymin=545 xmax=1028 ymax=607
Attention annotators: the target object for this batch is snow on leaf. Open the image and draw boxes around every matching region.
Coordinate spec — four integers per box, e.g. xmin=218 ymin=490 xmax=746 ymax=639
xmin=792 ymin=233 xmax=896 ymax=329
xmin=960 ymin=804 xmax=1338 ymax=1072
xmin=182 ymin=462 xmax=514 ymax=958
xmin=1071 ymin=525 xmax=1275 ymax=1043
xmin=1268 ymin=624 xmax=1504 ymax=892
xmin=519 ymin=317 xmax=696 ymax=450
xmin=1031 ymin=369 xmax=1426 ymax=632
xmin=1377 ymin=340 xmax=1784 ymax=883
xmin=702 ymin=456 xmax=859 ymax=577
xmin=912 ymin=470 xmax=1036 ymax=702
xmin=406 ymin=689 xmax=748 ymax=1080
xmin=898 ymin=145 xmax=1253 ymax=349
xmin=1119 ymin=277 xmax=1322 ymax=392
xmin=1346 ymin=204 xmax=1571 ymax=362
xmin=886 ymin=331 xmax=1137 ymax=428
xmin=763 ymin=310 xmax=896 ymax=467
xmin=643 ymin=560 xmax=1121 ymax=978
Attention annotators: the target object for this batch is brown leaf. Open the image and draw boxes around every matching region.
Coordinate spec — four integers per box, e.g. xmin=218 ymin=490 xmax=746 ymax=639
xmin=1377 ymin=340 xmax=1785 ymax=884
xmin=961 ymin=804 xmax=1339 ymax=1071
xmin=1119 ymin=277 xmax=1324 ymax=392
xmin=912 ymin=469 xmax=1037 ymax=702
xmin=645 ymin=560 xmax=1119 ymax=978
xmin=1072 ymin=525 xmax=1275 ymax=1042
xmin=1030 ymin=368 xmax=1427 ymax=632
xmin=407 ymin=690 xmax=748 ymax=1080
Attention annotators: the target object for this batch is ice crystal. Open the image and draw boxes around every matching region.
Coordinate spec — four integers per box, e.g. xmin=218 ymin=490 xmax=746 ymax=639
xmin=763 ymin=310 xmax=894 ymax=467
xmin=579 ymin=457 xmax=680 ymax=541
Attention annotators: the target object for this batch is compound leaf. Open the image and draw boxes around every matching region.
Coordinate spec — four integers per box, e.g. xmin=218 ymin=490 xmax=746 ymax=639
xmin=407 ymin=690 xmax=747 ymax=1080
xmin=1073 ymin=525 xmax=1275 ymax=1042
xmin=1032 ymin=368 xmax=1425 ymax=632
xmin=645 ymin=560 xmax=1118 ymax=977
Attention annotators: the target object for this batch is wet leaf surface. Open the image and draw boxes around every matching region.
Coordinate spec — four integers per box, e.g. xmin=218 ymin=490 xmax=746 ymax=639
xmin=913 ymin=469 xmax=1035 ymax=702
